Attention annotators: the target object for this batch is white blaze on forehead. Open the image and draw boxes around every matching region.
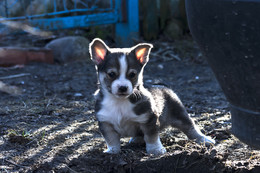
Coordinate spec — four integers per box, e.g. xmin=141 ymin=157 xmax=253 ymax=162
xmin=119 ymin=55 xmax=128 ymax=79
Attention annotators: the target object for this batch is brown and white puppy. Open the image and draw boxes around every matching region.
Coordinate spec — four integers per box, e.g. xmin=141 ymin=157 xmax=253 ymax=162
xmin=89 ymin=38 xmax=215 ymax=155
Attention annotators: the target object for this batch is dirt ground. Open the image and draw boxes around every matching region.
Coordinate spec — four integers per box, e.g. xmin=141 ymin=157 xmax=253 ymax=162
xmin=0 ymin=34 xmax=260 ymax=173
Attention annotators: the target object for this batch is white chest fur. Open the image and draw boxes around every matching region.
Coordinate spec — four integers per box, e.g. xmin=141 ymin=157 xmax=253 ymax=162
xmin=97 ymin=94 xmax=148 ymax=136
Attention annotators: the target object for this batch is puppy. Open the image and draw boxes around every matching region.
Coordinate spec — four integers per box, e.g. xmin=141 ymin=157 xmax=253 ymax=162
xmin=89 ymin=38 xmax=215 ymax=155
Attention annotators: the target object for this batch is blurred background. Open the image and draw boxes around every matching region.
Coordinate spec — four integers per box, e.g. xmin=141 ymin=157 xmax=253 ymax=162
xmin=0 ymin=0 xmax=188 ymax=47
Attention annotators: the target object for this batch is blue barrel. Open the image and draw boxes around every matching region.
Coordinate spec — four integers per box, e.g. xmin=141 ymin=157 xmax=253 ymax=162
xmin=186 ymin=0 xmax=260 ymax=148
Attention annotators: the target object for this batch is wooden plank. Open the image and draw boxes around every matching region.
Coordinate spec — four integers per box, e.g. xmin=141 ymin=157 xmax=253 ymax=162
xmin=29 ymin=12 xmax=119 ymax=30
xmin=140 ymin=0 xmax=159 ymax=40
xmin=160 ymin=0 xmax=171 ymax=30
xmin=115 ymin=0 xmax=139 ymax=47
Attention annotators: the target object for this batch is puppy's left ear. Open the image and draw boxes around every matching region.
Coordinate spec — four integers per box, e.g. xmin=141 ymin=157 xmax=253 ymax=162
xmin=133 ymin=43 xmax=153 ymax=65
xmin=89 ymin=38 xmax=109 ymax=65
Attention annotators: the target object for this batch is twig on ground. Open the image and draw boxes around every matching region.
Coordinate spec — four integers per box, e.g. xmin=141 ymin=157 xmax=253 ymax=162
xmin=0 ymin=73 xmax=30 ymax=80
xmin=4 ymin=159 xmax=29 ymax=168
xmin=65 ymin=164 xmax=78 ymax=173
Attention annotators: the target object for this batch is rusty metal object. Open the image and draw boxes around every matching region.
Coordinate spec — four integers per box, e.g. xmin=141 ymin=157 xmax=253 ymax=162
xmin=0 ymin=47 xmax=53 ymax=66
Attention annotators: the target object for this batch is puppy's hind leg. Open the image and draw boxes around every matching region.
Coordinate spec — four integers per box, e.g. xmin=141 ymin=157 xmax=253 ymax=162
xmin=163 ymin=90 xmax=215 ymax=145
xmin=140 ymin=116 xmax=166 ymax=155
xmin=177 ymin=117 xmax=216 ymax=145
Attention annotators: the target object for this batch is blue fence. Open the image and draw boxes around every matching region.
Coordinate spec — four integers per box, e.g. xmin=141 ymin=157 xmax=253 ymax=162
xmin=0 ymin=0 xmax=139 ymax=46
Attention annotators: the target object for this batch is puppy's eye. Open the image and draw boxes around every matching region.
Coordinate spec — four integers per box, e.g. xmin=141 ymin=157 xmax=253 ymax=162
xmin=107 ymin=72 xmax=117 ymax=79
xmin=128 ymin=71 xmax=137 ymax=79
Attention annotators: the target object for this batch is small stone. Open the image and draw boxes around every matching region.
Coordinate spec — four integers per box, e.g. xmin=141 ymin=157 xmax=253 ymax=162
xmin=74 ymin=93 xmax=83 ymax=97
xmin=45 ymin=36 xmax=90 ymax=63
xmin=157 ymin=64 xmax=164 ymax=69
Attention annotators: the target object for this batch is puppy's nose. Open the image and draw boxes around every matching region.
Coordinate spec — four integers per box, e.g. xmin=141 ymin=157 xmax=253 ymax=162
xmin=118 ymin=86 xmax=128 ymax=93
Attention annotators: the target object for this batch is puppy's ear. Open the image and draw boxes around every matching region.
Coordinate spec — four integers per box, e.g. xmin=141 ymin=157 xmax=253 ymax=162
xmin=133 ymin=43 xmax=153 ymax=65
xmin=89 ymin=38 xmax=109 ymax=65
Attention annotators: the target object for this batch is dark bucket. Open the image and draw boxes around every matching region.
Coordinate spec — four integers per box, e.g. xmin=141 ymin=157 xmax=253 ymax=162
xmin=185 ymin=0 xmax=260 ymax=148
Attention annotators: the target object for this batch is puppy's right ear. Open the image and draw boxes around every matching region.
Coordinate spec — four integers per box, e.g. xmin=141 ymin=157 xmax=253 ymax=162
xmin=89 ymin=38 xmax=108 ymax=65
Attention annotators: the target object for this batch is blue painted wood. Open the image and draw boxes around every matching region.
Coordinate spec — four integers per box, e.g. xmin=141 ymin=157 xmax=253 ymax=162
xmin=30 ymin=12 xmax=119 ymax=30
xmin=0 ymin=8 xmax=114 ymax=21
xmin=0 ymin=0 xmax=139 ymax=46
xmin=115 ymin=0 xmax=139 ymax=47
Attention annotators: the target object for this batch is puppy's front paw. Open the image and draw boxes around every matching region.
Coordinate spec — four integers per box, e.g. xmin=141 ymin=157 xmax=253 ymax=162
xmin=146 ymin=141 xmax=166 ymax=155
xmin=104 ymin=146 xmax=120 ymax=154
xmin=197 ymin=135 xmax=215 ymax=146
